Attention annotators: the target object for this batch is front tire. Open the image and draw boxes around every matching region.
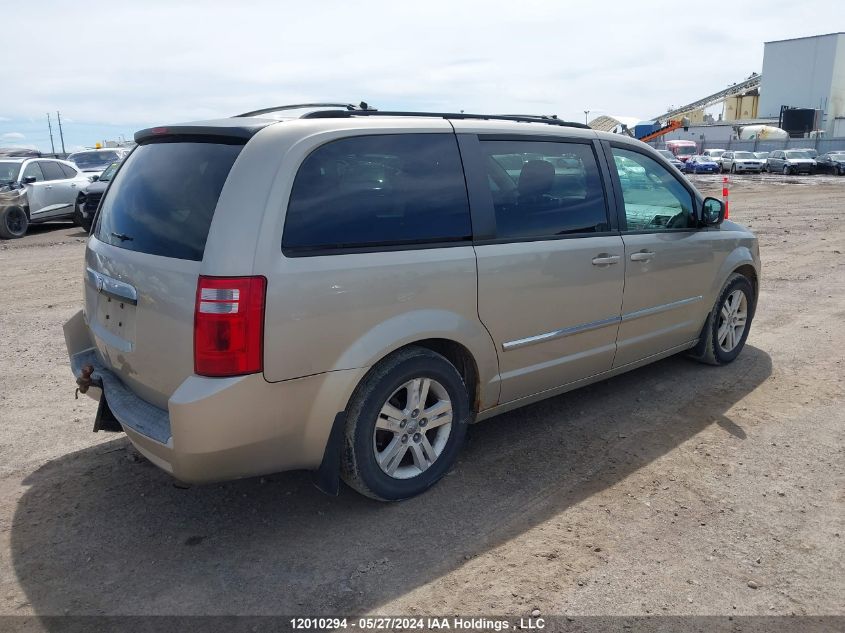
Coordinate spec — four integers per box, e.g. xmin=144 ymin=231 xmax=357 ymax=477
xmin=689 ymin=273 xmax=755 ymax=366
xmin=341 ymin=347 xmax=470 ymax=501
xmin=72 ymin=201 xmax=92 ymax=233
xmin=783 ymin=165 xmax=791 ymax=175
xmin=0 ymin=206 xmax=28 ymax=239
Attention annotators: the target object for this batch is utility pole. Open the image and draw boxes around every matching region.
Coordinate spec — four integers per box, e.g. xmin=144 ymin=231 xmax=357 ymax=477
xmin=46 ymin=113 xmax=56 ymax=156
xmin=57 ymin=111 xmax=66 ymax=155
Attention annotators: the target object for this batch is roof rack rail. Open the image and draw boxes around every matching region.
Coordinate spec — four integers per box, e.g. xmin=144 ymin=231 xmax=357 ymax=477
xmin=300 ymin=109 xmax=590 ymax=129
xmin=235 ymin=102 xmax=375 ymax=118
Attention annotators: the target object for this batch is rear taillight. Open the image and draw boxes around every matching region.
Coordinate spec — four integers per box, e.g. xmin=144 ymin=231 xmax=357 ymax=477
xmin=194 ymin=276 xmax=266 ymax=377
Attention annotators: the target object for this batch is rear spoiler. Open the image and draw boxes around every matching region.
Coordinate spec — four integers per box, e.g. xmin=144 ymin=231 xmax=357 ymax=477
xmin=134 ymin=118 xmax=274 ymax=144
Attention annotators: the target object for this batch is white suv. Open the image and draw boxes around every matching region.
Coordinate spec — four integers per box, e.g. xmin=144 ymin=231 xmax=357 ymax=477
xmin=0 ymin=158 xmax=91 ymax=238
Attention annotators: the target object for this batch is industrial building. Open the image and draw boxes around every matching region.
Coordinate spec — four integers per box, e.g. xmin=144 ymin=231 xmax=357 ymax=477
xmin=759 ymin=32 xmax=845 ymax=137
xmin=591 ymin=32 xmax=845 ymax=148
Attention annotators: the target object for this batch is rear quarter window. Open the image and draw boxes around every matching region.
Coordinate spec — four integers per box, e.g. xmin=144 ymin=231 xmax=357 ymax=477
xmin=282 ymin=134 xmax=471 ymax=253
xmin=93 ymin=141 xmax=243 ymax=261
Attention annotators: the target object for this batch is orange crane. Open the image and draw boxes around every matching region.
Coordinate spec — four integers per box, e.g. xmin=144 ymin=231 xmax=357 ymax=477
xmin=638 ymin=117 xmax=690 ymax=143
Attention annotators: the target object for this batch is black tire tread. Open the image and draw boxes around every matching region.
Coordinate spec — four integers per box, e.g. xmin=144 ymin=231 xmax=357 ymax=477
xmin=689 ymin=273 xmax=755 ymax=366
xmin=0 ymin=206 xmax=28 ymax=239
xmin=341 ymin=346 xmax=468 ymax=501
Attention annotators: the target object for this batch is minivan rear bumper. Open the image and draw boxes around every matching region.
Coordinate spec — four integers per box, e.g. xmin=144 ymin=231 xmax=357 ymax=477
xmin=64 ymin=310 xmax=366 ymax=484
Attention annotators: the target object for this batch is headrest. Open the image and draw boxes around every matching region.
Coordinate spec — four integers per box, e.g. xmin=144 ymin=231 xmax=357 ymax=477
xmin=518 ymin=160 xmax=555 ymax=197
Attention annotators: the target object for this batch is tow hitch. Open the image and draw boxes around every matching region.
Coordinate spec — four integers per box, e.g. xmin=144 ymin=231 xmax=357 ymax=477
xmin=74 ymin=363 xmax=122 ymax=433
xmin=75 ymin=364 xmax=95 ymax=398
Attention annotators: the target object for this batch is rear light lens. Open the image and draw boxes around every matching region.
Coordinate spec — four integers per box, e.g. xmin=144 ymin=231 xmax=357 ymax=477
xmin=194 ymin=276 xmax=266 ymax=377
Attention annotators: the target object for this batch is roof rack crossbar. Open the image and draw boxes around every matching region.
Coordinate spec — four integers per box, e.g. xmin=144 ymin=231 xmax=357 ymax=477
xmin=300 ymin=109 xmax=590 ymax=129
xmin=235 ymin=103 xmax=365 ymax=118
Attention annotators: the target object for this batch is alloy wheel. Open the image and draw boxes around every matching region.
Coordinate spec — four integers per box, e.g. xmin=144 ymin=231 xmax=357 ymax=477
xmin=373 ymin=377 xmax=453 ymax=479
xmin=717 ymin=289 xmax=748 ymax=353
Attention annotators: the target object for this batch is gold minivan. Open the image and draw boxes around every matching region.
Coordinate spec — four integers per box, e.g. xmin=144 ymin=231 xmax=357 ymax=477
xmin=65 ymin=105 xmax=760 ymax=500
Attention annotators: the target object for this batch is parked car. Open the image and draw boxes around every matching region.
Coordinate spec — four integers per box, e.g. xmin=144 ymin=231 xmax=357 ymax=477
xmin=0 ymin=158 xmax=91 ymax=238
xmin=656 ymin=149 xmax=685 ymax=171
xmin=76 ymin=160 xmax=121 ymax=232
xmin=684 ymin=155 xmax=720 ymax=174
xmin=816 ymin=151 xmax=845 ymax=175
xmin=701 ymin=148 xmax=727 ymax=163
xmin=65 ymin=107 xmax=759 ymax=500
xmin=665 ymin=139 xmax=697 ymax=163
xmin=720 ymin=151 xmax=764 ymax=174
xmin=67 ymin=148 xmax=130 ymax=179
xmin=753 ymin=151 xmax=770 ymax=162
xmin=765 ymin=150 xmax=817 ymax=174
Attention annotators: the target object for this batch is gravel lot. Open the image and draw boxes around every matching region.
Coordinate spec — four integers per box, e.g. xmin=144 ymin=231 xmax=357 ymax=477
xmin=0 ymin=174 xmax=842 ymax=621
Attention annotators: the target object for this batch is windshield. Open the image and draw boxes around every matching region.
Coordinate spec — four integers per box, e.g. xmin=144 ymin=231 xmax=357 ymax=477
xmin=68 ymin=151 xmax=120 ymax=169
xmin=785 ymin=151 xmax=810 ymax=159
xmin=657 ymin=150 xmax=675 ymax=160
xmin=734 ymin=152 xmax=755 ymax=159
xmin=708 ymin=150 xmax=725 ymax=157
xmin=675 ymin=146 xmax=695 ymax=156
xmin=0 ymin=161 xmax=21 ymax=183
xmin=98 ymin=161 xmax=120 ymax=182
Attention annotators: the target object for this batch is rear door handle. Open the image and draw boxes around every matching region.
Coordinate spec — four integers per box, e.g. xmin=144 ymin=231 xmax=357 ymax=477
xmin=591 ymin=255 xmax=621 ymax=266
xmin=630 ymin=251 xmax=655 ymax=262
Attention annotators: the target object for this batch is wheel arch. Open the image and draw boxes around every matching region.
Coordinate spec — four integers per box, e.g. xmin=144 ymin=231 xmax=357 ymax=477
xmin=709 ymin=245 xmax=758 ymax=305
xmin=330 ymin=309 xmax=500 ymax=412
xmin=732 ymin=263 xmax=758 ymax=304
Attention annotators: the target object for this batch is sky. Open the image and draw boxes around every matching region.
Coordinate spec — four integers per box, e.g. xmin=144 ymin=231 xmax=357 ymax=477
xmin=3 ymin=0 xmax=844 ymax=153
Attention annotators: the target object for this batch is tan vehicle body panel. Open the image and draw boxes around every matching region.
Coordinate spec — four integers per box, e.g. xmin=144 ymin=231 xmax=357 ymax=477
xmin=67 ymin=116 xmax=760 ymax=484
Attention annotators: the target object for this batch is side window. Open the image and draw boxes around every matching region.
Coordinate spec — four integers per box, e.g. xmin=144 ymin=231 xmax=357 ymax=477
xmin=611 ymin=147 xmax=695 ymax=231
xmin=479 ymin=140 xmax=609 ymax=239
xmin=283 ymin=134 xmax=471 ymax=252
xmin=58 ymin=163 xmax=78 ymax=178
xmin=22 ymin=162 xmax=45 ymax=182
xmin=39 ymin=161 xmax=65 ymax=181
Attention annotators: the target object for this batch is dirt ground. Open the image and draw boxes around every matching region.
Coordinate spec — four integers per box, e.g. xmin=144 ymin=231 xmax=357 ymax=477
xmin=0 ymin=174 xmax=842 ymax=622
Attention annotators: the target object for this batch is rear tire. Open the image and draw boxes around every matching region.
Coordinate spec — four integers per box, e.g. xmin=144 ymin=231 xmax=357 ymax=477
xmin=689 ymin=273 xmax=755 ymax=366
xmin=783 ymin=165 xmax=790 ymax=175
xmin=0 ymin=206 xmax=28 ymax=239
xmin=341 ymin=347 xmax=470 ymax=501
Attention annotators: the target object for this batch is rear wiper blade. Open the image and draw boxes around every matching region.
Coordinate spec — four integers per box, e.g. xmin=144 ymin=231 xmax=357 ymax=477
xmin=111 ymin=232 xmax=133 ymax=242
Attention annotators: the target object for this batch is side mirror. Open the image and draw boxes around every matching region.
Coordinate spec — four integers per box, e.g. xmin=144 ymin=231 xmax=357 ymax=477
xmin=91 ymin=175 xmax=100 ymax=182
xmin=23 ymin=176 xmax=37 ymax=184
xmin=701 ymin=197 xmax=725 ymax=226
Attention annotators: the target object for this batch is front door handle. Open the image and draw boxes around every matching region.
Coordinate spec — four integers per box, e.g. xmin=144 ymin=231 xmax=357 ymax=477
xmin=630 ymin=251 xmax=655 ymax=262
xmin=592 ymin=254 xmax=621 ymax=266
xmin=45 ymin=185 xmax=53 ymax=189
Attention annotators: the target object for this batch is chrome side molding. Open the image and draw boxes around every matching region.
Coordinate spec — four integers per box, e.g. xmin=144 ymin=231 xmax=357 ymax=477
xmin=620 ymin=296 xmax=702 ymax=322
xmin=502 ymin=316 xmax=620 ymax=351
xmin=502 ymin=296 xmax=704 ymax=352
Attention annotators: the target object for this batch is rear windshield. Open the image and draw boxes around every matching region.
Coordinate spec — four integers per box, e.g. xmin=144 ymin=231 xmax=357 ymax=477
xmin=69 ymin=151 xmax=121 ymax=168
xmin=93 ymin=141 xmax=243 ymax=261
